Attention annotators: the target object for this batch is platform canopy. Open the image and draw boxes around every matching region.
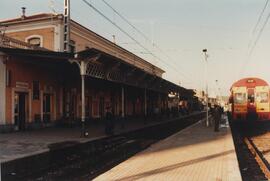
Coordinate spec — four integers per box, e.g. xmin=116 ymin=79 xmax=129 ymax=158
xmin=0 ymin=46 xmax=194 ymax=96
xmin=73 ymin=48 xmax=193 ymax=95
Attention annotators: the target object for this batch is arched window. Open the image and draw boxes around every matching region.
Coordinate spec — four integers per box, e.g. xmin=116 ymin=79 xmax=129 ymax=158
xmin=25 ymin=35 xmax=43 ymax=47
xmin=28 ymin=37 xmax=41 ymax=46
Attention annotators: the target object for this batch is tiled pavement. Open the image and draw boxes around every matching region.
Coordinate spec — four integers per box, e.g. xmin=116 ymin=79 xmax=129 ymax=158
xmin=94 ymin=117 xmax=242 ymax=181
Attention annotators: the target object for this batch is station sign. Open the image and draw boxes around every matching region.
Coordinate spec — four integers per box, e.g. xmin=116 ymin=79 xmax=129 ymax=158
xmin=15 ymin=82 xmax=29 ymax=89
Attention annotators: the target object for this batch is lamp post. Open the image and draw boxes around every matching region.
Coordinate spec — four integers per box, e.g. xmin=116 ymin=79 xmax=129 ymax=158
xmin=202 ymin=49 xmax=209 ymax=127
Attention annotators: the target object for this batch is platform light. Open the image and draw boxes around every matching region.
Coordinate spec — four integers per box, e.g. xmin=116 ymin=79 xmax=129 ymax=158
xmin=202 ymin=49 xmax=209 ymax=127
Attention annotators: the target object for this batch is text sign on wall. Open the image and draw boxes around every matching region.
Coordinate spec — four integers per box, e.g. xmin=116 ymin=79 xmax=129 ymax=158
xmin=16 ymin=82 xmax=29 ymax=89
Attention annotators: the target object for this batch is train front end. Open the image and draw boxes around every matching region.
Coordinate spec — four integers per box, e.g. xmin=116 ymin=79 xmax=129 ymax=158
xmin=231 ymin=78 xmax=270 ymax=121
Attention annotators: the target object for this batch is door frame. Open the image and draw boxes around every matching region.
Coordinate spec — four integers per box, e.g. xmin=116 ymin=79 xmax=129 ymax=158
xmin=12 ymin=87 xmax=31 ymax=125
xmin=42 ymin=88 xmax=56 ymax=122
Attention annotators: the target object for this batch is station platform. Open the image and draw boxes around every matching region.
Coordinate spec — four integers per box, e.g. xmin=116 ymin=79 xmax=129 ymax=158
xmin=0 ymin=112 xmax=201 ymax=163
xmin=94 ymin=117 xmax=242 ymax=181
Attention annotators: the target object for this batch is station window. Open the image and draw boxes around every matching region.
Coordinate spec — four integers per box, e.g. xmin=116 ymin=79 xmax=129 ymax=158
xmin=43 ymin=94 xmax=51 ymax=122
xmin=25 ymin=35 xmax=43 ymax=47
xmin=27 ymin=37 xmax=41 ymax=46
xmin=32 ymin=81 xmax=40 ymax=100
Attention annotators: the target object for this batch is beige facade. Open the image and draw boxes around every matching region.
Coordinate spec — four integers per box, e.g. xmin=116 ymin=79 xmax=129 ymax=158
xmin=7 ymin=28 xmax=55 ymax=50
xmin=0 ymin=13 xmax=164 ymax=77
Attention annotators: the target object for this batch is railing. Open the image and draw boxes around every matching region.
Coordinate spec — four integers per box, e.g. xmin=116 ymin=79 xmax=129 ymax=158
xmin=0 ymin=34 xmax=48 ymax=51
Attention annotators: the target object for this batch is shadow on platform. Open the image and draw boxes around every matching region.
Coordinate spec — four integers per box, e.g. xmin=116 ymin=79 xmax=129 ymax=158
xmin=113 ymin=149 xmax=234 ymax=181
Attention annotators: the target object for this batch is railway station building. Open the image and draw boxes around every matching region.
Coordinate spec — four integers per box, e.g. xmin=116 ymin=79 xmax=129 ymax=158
xmin=0 ymin=13 xmax=194 ymax=132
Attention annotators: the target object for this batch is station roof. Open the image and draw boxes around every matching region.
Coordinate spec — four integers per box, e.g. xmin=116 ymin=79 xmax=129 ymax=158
xmin=0 ymin=13 xmax=55 ymax=24
xmin=0 ymin=47 xmax=71 ymax=60
xmin=0 ymin=13 xmax=165 ymax=77
xmin=0 ymin=47 xmax=194 ymax=96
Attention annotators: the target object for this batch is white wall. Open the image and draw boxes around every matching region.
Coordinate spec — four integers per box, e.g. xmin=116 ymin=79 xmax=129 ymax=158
xmin=0 ymin=55 xmax=6 ymax=125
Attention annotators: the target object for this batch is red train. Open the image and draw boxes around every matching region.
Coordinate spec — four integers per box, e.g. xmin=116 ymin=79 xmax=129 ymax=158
xmin=230 ymin=77 xmax=270 ymax=121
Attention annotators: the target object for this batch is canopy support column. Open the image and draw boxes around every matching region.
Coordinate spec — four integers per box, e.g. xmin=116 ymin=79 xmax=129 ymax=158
xmin=69 ymin=54 xmax=100 ymax=137
xmin=81 ymin=74 xmax=86 ymax=137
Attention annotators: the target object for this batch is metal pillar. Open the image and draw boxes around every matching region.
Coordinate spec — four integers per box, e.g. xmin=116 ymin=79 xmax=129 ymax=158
xmin=121 ymin=86 xmax=125 ymax=118
xmin=81 ymin=74 xmax=86 ymax=137
xmin=69 ymin=55 xmax=100 ymax=137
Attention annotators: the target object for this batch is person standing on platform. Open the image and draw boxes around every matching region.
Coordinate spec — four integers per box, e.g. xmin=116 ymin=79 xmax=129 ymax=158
xmin=105 ymin=106 xmax=114 ymax=135
xmin=213 ymin=105 xmax=221 ymax=132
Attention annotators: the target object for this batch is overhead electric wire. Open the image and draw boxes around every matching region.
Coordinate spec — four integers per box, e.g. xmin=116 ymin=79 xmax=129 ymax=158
xmin=101 ymin=0 xmax=150 ymax=42
xmin=239 ymin=0 xmax=270 ymax=78
xmin=55 ymin=0 xmax=191 ymax=84
xmin=248 ymin=11 xmax=270 ymax=57
xmin=82 ymin=0 xmax=194 ymax=85
xmin=247 ymin=0 xmax=269 ymax=49
xmin=252 ymin=0 xmax=269 ymax=35
xmin=101 ymin=0 xmax=196 ymax=83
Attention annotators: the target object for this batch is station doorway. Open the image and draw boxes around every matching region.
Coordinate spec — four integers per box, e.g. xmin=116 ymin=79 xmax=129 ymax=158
xmin=43 ymin=93 xmax=52 ymax=122
xmin=14 ymin=92 xmax=29 ymax=130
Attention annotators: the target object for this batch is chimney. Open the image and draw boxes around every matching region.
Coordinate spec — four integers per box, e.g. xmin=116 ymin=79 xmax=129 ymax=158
xmin=21 ymin=7 xmax=26 ymax=19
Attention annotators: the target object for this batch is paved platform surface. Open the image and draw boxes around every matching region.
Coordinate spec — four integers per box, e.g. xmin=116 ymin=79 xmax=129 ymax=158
xmin=0 ymin=112 xmax=201 ymax=163
xmin=94 ymin=116 xmax=242 ymax=181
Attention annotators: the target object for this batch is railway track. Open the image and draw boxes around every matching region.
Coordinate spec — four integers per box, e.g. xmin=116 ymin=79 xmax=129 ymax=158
xmin=244 ymin=137 xmax=270 ymax=179
xmin=231 ymin=121 xmax=270 ymax=181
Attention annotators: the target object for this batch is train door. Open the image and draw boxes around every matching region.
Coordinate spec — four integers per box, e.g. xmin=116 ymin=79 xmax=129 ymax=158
xmin=247 ymin=88 xmax=256 ymax=119
xmin=14 ymin=92 xmax=28 ymax=130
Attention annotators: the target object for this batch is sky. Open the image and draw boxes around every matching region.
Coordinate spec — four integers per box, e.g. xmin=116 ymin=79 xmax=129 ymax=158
xmin=1 ymin=0 xmax=270 ymax=97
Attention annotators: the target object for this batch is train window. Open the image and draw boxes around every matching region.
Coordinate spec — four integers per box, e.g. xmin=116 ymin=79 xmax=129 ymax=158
xmin=234 ymin=93 xmax=246 ymax=104
xmin=256 ymin=92 xmax=268 ymax=103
